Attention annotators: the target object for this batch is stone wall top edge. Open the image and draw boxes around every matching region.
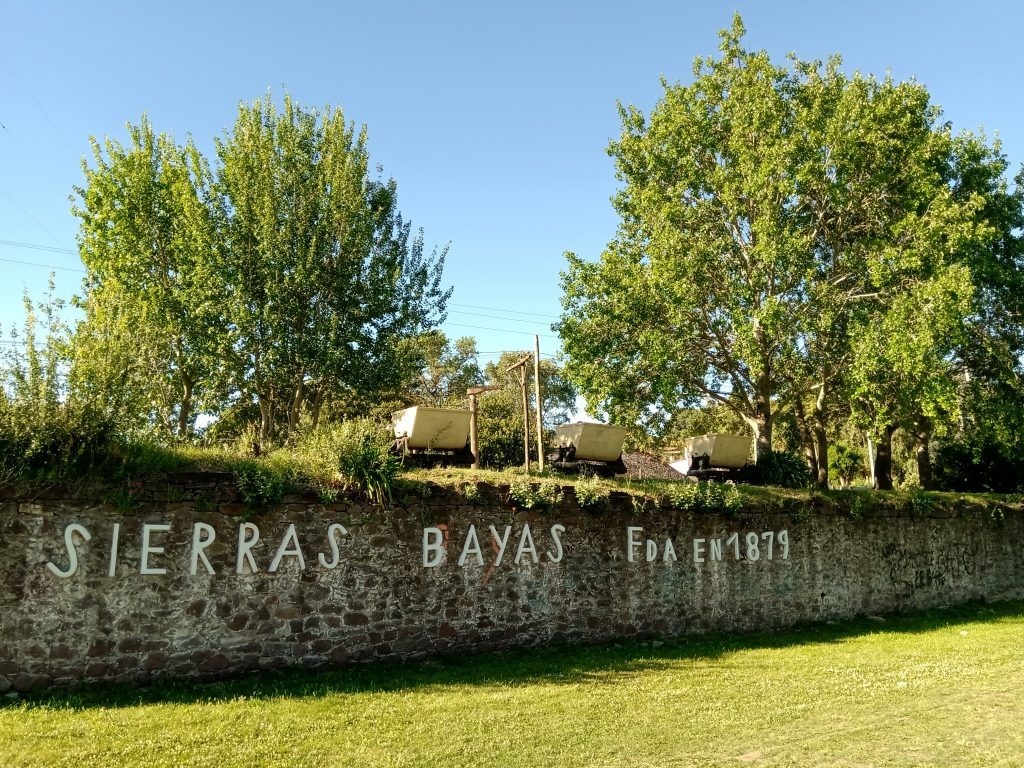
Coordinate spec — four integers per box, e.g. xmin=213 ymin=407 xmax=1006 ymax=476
xmin=0 ymin=474 xmax=1020 ymax=524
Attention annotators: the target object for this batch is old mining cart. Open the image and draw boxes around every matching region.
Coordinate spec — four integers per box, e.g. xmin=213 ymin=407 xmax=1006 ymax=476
xmin=548 ymin=421 xmax=628 ymax=477
xmin=672 ymin=433 xmax=753 ymax=481
xmin=391 ymin=406 xmax=474 ymax=468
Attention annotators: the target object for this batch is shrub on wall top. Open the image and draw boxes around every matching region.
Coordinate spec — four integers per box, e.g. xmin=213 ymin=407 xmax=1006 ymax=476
xmin=289 ymin=418 xmax=399 ymax=504
xmin=744 ymin=450 xmax=811 ymax=489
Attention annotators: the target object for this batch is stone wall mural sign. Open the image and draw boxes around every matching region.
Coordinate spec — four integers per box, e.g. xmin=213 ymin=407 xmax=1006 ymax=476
xmin=42 ymin=520 xmax=792 ymax=578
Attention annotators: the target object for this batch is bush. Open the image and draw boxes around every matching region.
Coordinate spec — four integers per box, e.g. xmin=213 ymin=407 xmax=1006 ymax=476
xmin=745 ymin=450 xmax=811 ymax=489
xmin=507 ymin=479 xmax=562 ymax=511
xmin=476 ymin=400 xmax=526 ymax=470
xmin=291 ymin=418 xmax=399 ymax=504
xmin=828 ymin=444 xmax=864 ymax=488
xmin=573 ymin=476 xmax=610 ymax=510
xmin=230 ymin=455 xmax=294 ymax=509
xmin=932 ymin=440 xmax=1024 ymax=493
xmin=664 ymin=480 xmax=742 ymax=514
xmin=0 ymin=286 xmax=126 ymax=485
xmin=0 ymin=399 xmax=118 ymax=485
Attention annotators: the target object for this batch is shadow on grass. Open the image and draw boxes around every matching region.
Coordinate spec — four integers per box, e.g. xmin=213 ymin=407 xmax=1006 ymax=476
xmin=9 ymin=598 xmax=1023 ymax=711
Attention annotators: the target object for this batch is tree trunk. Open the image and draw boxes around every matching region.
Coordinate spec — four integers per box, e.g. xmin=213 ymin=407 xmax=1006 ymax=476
xmin=744 ymin=414 xmax=774 ymax=462
xmin=813 ymin=383 xmax=829 ymax=488
xmin=257 ymin=394 xmax=275 ymax=453
xmin=287 ymin=377 xmax=304 ymax=440
xmin=177 ymin=376 xmax=194 ymax=440
xmin=873 ymin=424 xmax=896 ymax=490
xmin=866 ymin=434 xmax=876 ymax=488
xmin=913 ymin=413 xmax=934 ymax=490
xmin=750 ymin=375 xmax=773 ymax=461
xmin=793 ymin=398 xmax=818 ymax=478
xmin=308 ymin=387 xmax=326 ymax=431
xmin=170 ymin=340 xmax=193 ymax=441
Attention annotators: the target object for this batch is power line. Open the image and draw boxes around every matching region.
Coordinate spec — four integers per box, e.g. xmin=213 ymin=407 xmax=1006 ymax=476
xmin=449 ymin=309 xmax=555 ymax=326
xmin=0 ymin=49 xmax=77 ymax=152
xmin=0 ymin=189 xmax=74 ymax=250
xmin=0 ymin=239 xmax=77 ymax=256
xmin=450 ymin=302 xmax=557 ymax=319
xmin=0 ymin=243 xmax=570 ymax=338
xmin=0 ymin=256 xmax=84 ymax=273
xmin=445 ymin=322 xmax=559 ymax=340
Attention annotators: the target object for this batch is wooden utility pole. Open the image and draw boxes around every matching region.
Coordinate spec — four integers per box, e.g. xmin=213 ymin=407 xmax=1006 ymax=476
xmin=533 ymin=335 xmax=544 ymax=472
xmin=505 ymin=353 xmax=533 ymax=471
xmin=466 ymin=385 xmax=501 ymax=469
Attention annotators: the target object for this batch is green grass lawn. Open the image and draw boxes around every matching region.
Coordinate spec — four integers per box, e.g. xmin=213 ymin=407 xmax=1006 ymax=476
xmin=2 ymin=602 xmax=1023 ymax=767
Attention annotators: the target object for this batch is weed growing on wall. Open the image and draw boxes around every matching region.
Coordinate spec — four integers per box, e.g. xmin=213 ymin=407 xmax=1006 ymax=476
xmin=231 ymin=457 xmax=293 ymax=510
xmin=664 ymin=481 xmax=742 ymax=515
xmin=847 ymin=492 xmax=869 ymax=519
xmin=907 ymin=490 xmax=939 ymax=517
xmin=289 ymin=419 xmax=399 ymax=505
xmin=508 ymin=480 xmax=563 ymax=511
xmin=573 ymin=477 xmax=610 ymax=510
xmin=458 ymin=482 xmax=482 ymax=504
xmin=103 ymin=483 xmax=144 ymax=511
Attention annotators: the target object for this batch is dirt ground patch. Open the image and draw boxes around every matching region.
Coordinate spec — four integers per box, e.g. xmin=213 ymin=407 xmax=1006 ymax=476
xmin=621 ymin=451 xmax=685 ymax=480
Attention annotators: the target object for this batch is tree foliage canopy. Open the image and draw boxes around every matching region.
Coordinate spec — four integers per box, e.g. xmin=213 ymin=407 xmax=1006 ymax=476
xmin=73 ymin=117 xmax=220 ymax=437
xmin=72 ymin=95 xmax=451 ymax=445
xmin=558 ymin=15 xmax=1023 ymax=487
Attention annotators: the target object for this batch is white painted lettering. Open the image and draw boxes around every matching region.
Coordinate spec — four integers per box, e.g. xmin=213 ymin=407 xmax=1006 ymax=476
xmin=778 ymin=529 xmax=790 ymax=559
xmin=190 ymin=523 xmax=216 ymax=575
xmin=458 ymin=524 xmax=484 ymax=567
xmin=514 ymin=524 xmax=538 ymax=564
xmin=693 ymin=538 xmax=706 ymax=563
xmin=726 ymin=532 xmax=740 ymax=559
xmin=140 ymin=523 xmax=171 ymax=575
xmin=761 ymin=531 xmax=775 ymax=560
xmin=546 ymin=524 xmax=565 ymax=563
xmin=318 ymin=523 xmax=348 ymax=569
xmin=710 ymin=538 xmax=723 ymax=561
xmin=108 ymin=522 xmax=120 ymax=577
xmin=489 ymin=525 xmax=513 ymax=566
xmin=422 ymin=526 xmax=446 ymax=567
xmin=46 ymin=523 xmax=92 ymax=578
xmin=745 ymin=532 xmax=760 ymax=561
xmin=236 ymin=523 xmax=260 ymax=574
xmin=645 ymin=539 xmax=658 ymax=562
xmin=627 ymin=526 xmax=644 ymax=562
xmin=269 ymin=523 xmax=306 ymax=572
xmin=663 ymin=538 xmax=677 ymax=563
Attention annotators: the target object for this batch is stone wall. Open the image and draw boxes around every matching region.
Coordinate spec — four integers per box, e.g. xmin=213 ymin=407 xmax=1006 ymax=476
xmin=1 ymin=476 xmax=1022 ymax=693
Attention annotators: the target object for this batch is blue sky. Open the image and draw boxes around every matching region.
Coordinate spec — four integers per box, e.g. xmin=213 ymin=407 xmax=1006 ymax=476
xmin=2 ymin=0 xmax=1023 ymax=373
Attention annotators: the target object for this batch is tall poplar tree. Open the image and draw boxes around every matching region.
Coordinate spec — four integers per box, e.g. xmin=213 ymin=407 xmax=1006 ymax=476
xmin=213 ymin=95 xmax=451 ymax=443
xmin=73 ymin=118 xmax=220 ymax=438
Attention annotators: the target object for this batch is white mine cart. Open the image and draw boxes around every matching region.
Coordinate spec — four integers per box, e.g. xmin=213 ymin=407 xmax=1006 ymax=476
xmin=676 ymin=434 xmax=752 ymax=481
xmin=549 ymin=421 xmax=628 ymax=476
xmin=392 ymin=406 xmax=474 ymax=467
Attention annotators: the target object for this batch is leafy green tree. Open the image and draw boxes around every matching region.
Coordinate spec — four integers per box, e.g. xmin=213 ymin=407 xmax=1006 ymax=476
xmin=213 ymin=95 xmax=451 ymax=445
xmin=560 ymin=18 xmax=801 ymax=452
xmin=0 ymin=285 xmax=116 ymax=482
xmin=849 ymin=267 xmax=976 ymax=488
xmin=558 ymin=15 xmax=1020 ymax=489
xmin=828 ymin=444 xmax=864 ymax=489
xmin=933 ymin=149 xmax=1024 ymax=486
xmin=407 ymin=332 xmax=484 ymax=407
xmin=847 ymin=129 xmax=1024 ymax=489
xmin=73 ymin=117 xmax=221 ymax=438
